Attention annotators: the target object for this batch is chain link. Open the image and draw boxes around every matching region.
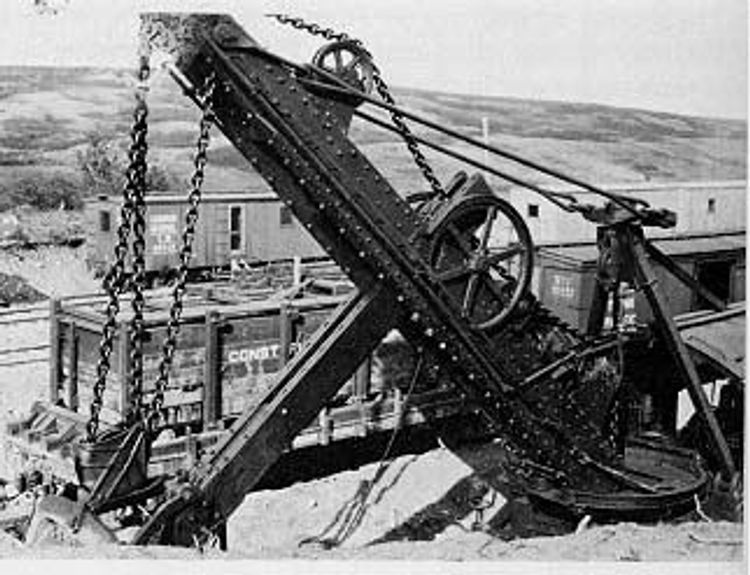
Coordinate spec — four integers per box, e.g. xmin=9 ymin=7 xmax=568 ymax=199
xmin=87 ymin=56 xmax=151 ymax=441
xmin=146 ymin=74 xmax=215 ymax=431
xmin=126 ymin=55 xmax=152 ymax=426
xmin=268 ymin=13 xmax=445 ymax=198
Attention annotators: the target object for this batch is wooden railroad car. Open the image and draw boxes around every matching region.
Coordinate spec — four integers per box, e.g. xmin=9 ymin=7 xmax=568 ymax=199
xmin=6 ymin=281 xmax=464 ymax=485
xmin=535 ymin=231 xmax=746 ymax=332
xmin=85 ymin=190 xmax=326 ymax=282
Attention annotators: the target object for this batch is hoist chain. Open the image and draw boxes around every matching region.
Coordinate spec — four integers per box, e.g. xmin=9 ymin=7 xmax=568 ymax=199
xmin=268 ymin=13 xmax=446 ymax=198
xmin=127 ymin=55 xmax=152 ymax=426
xmin=87 ymin=56 xmax=151 ymax=441
xmin=146 ymin=74 xmax=215 ymax=431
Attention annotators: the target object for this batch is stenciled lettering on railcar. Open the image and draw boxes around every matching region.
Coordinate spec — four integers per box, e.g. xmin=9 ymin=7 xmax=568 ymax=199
xmin=550 ymin=273 xmax=576 ymax=299
xmin=149 ymin=213 xmax=178 ymax=255
xmin=227 ymin=343 xmax=282 ymax=365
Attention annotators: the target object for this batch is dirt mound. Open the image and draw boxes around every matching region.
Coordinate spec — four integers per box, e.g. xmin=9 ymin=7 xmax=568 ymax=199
xmin=0 ymin=271 xmax=45 ymax=306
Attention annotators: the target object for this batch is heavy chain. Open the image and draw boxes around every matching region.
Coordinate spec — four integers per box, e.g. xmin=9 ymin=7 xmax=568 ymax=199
xmin=268 ymin=13 xmax=446 ymax=198
xmin=87 ymin=56 xmax=151 ymax=441
xmin=146 ymin=74 xmax=215 ymax=431
xmin=126 ymin=55 xmax=152 ymax=426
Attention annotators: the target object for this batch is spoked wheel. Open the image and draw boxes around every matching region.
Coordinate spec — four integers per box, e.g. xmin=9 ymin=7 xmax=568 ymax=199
xmin=312 ymin=39 xmax=376 ymax=97
xmin=430 ymin=195 xmax=533 ymax=332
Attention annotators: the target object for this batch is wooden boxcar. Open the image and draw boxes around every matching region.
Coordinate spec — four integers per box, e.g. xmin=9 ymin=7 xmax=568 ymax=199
xmin=535 ymin=231 xmax=746 ymax=332
xmin=86 ymin=191 xmax=326 ymax=280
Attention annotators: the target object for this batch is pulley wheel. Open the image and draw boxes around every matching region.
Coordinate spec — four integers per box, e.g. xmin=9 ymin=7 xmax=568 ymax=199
xmin=312 ymin=39 xmax=375 ymax=97
xmin=430 ymin=195 xmax=533 ymax=331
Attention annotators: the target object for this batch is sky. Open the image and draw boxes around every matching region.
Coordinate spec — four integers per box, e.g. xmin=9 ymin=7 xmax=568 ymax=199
xmin=0 ymin=0 xmax=746 ymax=119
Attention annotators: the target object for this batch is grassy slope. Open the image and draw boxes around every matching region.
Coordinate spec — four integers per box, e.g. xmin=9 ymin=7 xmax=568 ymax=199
xmin=0 ymin=66 xmax=745 ymax=195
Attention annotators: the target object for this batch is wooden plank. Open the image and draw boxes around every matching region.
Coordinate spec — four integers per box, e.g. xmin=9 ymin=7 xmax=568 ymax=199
xmin=49 ymin=298 xmax=62 ymax=405
xmin=69 ymin=323 xmax=79 ymax=412
xmin=118 ymin=323 xmax=130 ymax=422
xmin=204 ymin=310 xmax=222 ymax=427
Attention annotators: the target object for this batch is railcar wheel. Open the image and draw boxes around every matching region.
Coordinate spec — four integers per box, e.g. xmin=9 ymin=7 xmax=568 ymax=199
xmin=430 ymin=195 xmax=533 ymax=332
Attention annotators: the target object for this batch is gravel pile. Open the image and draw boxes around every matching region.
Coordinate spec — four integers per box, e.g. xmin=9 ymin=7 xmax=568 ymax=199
xmin=0 ymin=271 xmax=46 ymax=306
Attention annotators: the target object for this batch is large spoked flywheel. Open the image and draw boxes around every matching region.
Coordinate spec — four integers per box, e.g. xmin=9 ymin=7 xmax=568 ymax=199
xmin=430 ymin=194 xmax=533 ymax=332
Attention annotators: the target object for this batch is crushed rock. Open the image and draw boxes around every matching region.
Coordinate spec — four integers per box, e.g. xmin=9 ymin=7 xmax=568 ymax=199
xmin=0 ymin=272 xmax=46 ymax=306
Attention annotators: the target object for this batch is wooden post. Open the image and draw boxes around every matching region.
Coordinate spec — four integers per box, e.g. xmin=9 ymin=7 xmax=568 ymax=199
xmin=354 ymin=358 xmax=371 ymax=437
xmin=204 ymin=310 xmax=222 ymax=428
xmin=48 ymin=298 xmax=62 ymax=404
xmin=393 ymin=387 xmax=403 ymax=424
xmin=318 ymin=407 xmax=331 ymax=446
xmin=279 ymin=303 xmax=299 ymax=364
xmin=118 ymin=322 xmax=130 ymax=422
xmin=354 ymin=357 xmax=371 ymax=399
xmin=292 ymin=255 xmax=302 ymax=288
xmin=69 ymin=323 xmax=79 ymax=412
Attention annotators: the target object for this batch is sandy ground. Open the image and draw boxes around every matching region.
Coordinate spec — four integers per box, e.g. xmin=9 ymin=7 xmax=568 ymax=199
xmin=0 ymin=246 xmax=746 ymax=564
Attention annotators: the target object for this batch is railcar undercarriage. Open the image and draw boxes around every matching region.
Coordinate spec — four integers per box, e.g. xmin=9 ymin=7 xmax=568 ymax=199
xmin=1 ymin=13 xmax=743 ymax=549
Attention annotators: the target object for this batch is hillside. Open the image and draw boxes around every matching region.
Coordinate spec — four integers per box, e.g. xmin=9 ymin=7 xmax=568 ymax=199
xmin=0 ymin=65 xmax=746 ymax=196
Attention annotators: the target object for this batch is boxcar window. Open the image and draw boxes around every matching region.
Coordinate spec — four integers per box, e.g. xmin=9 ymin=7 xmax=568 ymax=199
xmin=99 ymin=210 xmax=111 ymax=232
xmin=229 ymin=206 xmax=244 ymax=251
xmin=280 ymin=206 xmax=294 ymax=227
xmin=707 ymin=198 xmax=716 ymax=214
xmin=527 ymin=204 xmax=539 ymax=218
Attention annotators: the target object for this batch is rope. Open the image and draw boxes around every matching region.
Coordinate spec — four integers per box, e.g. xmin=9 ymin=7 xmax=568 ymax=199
xmin=299 ymin=352 xmax=424 ymax=548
